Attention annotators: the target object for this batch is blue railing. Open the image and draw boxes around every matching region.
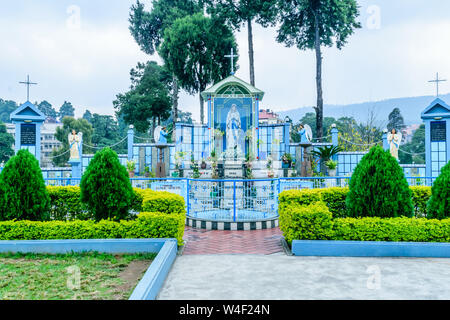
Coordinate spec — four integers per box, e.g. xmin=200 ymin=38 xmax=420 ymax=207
xmin=43 ymin=176 xmax=435 ymax=222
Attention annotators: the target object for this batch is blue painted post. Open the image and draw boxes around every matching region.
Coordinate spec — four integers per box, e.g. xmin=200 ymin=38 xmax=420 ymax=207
xmin=233 ymin=181 xmax=236 ymax=222
xmin=69 ymin=134 xmax=83 ymax=182
xmin=256 ymin=95 xmax=260 ymax=160
xmin=331 ymin=124 xmax=339 ymax=161
xmin=186 ymin=178 xmax=190 ymax=217
xmin=382 ymin=130 xmax=389 ymax=151
xmin=127 ymin=125 xmax=134 ymax=161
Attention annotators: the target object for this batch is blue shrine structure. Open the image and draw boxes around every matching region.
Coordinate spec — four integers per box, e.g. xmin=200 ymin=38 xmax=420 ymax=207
xmin=421 ymin=98 xmax=450 ymax=178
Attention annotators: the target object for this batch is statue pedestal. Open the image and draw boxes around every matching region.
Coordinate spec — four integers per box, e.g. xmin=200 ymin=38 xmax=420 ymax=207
xmin=155 ymin=144 xmax=169 ymax=178
xmin=69 ymin=159 xmax=82 ymax=182
xmin=299 ymin=142 xmax=313 ymax=177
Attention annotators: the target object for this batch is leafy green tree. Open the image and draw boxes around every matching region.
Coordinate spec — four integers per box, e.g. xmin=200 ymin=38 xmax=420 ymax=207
xmin=80 ymin=148 xmax=135 ymax=221
xmin=0 ymin=149 xmax=50 ymax=221
xmin=37 ymin=100 xmax=57 ymax=119
xmin=114 ymin=61 xmax=172 ymax=134
xmin=129 ymin=0 xmax=202 ymax=136
xmin=160 ymin=13 xmax=237 ymax=124
xmin=427 ymin=161 xmax=450 ymax=219
xmin=0 ymin=99 xmax=18 ymax=123
xmin=276 ymin=0 xmax=361 ymax=141
xmin=52 ymin=117 xmax=93 ymax=167
xmin=0 ymin=122 xmax=14 ymax=163
xmin=206 ymin=0 xmax=278 ymax=86
xmin=58 ymin=101 xmax=75 ymax=121
xmin=90 ymin=114 xmax=127 ymax=154
xmin=399 ymin=124 xmax=425 ymax=164
xmin=83 ymin=110 xmax=93 ymax=123
xmin=346 ymin=145 xmax=413 ymax=218
xmin=387 ymin=107 xmax=405 ymax=132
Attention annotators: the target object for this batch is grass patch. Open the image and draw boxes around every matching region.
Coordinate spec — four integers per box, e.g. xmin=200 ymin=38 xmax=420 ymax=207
xmin=0 ymin=252 xmax=156 ymax=300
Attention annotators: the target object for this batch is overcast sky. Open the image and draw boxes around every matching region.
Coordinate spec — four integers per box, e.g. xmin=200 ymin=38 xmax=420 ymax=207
xmin=1 ymin=0 xmax=450 ymax=122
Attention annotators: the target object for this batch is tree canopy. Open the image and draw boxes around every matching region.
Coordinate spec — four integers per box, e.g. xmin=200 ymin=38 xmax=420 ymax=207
xmin=114 ymin=61 xmax=172 ymax=133
xmin=59 ymin=101 xmax=75 ymax=121
xmin=276 ymin=0 xmax=361 ymax=140
xmin=206 ymin=0 xmax=278 ymax=85
xmin=159 ymin=12 xmax=237 ymax=123
xmin=0 ymin=122 xmax=14 ymax=163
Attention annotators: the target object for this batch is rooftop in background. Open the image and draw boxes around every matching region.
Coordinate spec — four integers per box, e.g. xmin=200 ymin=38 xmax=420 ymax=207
xmin=259 ymin=109 xmax=281 ymax=124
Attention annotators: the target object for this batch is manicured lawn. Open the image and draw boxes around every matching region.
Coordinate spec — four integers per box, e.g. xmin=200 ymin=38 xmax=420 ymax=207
xmin=0 ymin=252 xmax=156 ymax=300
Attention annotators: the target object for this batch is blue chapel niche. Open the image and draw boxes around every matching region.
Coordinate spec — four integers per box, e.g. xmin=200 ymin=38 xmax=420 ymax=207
xmin=421 ymin=98 xmax=450 ymax=178
xmin=10 ymin=101 xmax=46 ymax=164
xmin=201 ymin=75 xmax=265 ymax=160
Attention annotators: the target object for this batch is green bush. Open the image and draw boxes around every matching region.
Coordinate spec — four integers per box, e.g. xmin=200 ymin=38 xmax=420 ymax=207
xmin=47 ymin=186 xmax=91 ymax=221
xmin=410 ymin=186 xmax=432 ymax=217
xmin=279 ymin=186 xmax=431 ymax=219
xmin=140 ymin=190 xmax=185 ymax=214
xmin=346 ymin=145 xmax=413 ymax=218
xmin=80 ymin=148 xmax=135 ymax=221
xmin=0 ymin=212 xmax=186 ymax=245
xmin=279 ymin=202 xmax=334 ymax=245
xmin=333 ymin=216 xmax=450 ymax=242
xmin=279 ymin=201 xmax=450 ymax=244
xmin=0 ymin=149 xmax=50 ymax=221
xmin=427 ymin=161 xmax=450 ymax=219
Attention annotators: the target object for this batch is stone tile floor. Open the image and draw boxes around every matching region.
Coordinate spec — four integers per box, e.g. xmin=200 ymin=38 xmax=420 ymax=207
xmin=182 ymin=226 xmax=284 ymax=255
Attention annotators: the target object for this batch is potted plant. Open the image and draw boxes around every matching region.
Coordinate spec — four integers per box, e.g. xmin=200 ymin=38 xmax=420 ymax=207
xmin=281 ymin=153 xmax=292 ymax=168
xmin=267 ymin=157 xmax=275 ymax=178
xmin=200 ymin=158 xmax=207 ymax=169
xmin=126 ymin=160 xmax=136 ymax=178
xmin=325 ymin=159 xmax=338 ymax=177
xmin=208 ymin=149 xmax=219 ymax=179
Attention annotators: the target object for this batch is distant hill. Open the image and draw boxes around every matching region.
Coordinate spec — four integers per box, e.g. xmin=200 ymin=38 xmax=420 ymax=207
xmin=277 ymin=93 xmax=450 ymax=126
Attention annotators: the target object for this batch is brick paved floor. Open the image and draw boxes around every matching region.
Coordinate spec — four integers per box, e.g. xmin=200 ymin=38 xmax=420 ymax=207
xmin=182 ymin=226 xmax=284 ymax=255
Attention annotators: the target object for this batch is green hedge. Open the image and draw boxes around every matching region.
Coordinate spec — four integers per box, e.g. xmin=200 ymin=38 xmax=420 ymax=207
xmin=279 ymin=186 xmax=431 ymax=218
xmin=279 ymin=202 xmax=450 ymax=245
xmin=45 ymin=187 xmax=184 ymax=221
xmin=0 ymin=212 xmax=185 ymax=245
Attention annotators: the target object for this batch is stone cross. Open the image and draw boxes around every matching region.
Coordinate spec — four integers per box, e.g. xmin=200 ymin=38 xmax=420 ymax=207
xmin=224 ymin=48 xmax=238 ymax=75
xmin=428 ymin=72 xmax=446 ymax=97
xmin=19 ymin=75 xmax=37 ymax=101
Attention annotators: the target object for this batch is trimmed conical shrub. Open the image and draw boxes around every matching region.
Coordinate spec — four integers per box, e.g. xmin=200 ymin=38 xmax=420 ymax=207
xmin=346 ymin=145 xmax=413 ymax=218
xmin=80 ymin=148 xmax=135 ymax=221
xmin=427 ymin=161 xmax=450 ymax=219
xmin=0 ymin=149 xmax=50 ymax=221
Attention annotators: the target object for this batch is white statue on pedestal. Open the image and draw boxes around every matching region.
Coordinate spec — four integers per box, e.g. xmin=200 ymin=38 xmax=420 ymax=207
xmin=387 ymin=128 xmax=402 ymax=160
xmin=225 ymin=104 xmax=243 ymax=157
xmin=68 ymin=130 xmax=82 ymax=161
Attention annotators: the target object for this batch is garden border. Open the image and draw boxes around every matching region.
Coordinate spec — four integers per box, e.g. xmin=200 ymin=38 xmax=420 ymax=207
xmin=0 ymin=238 xmax=178 ymax=300
xmin=292 ymin=240 xmax=450 ymax=258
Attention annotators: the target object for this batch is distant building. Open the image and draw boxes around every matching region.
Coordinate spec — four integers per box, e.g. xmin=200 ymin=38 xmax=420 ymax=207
xmin=259 ymin=109 xmax=281 ymax=125
xmin=6 ymin=120 xmax=63 ymax=167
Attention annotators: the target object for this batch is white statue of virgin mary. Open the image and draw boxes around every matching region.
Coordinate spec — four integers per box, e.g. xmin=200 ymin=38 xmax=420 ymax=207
xmin=226 ymin=104 xmax=242 ymax=154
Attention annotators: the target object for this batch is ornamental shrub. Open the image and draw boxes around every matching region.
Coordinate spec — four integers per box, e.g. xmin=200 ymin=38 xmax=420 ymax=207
xmin=346 ymin=145 xmax=413 ymax=218
xmin=80 ymin=148 xmax=135 ymax=221
xmin=0 ymin=149 xmax=50 ymax=221
xmin=279 ymin=201 xmax=334 ymax=245
xmin=140 ymin=190 xmax=185 ymax=214
xmin=0 ymin=212 xmax=186 ymax=245
xmin=47 ymin=186 xmax=91 ymax=221
xmin=427 ymin=161 xmax=450 ymax=219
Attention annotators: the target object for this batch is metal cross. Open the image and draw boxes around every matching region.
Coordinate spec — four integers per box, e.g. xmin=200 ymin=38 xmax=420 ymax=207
xmin=224 ymin=48 xmax=238 ymax=75
xmin=428 ymin=72 xmax=446 ymax=97
xmin=19 ymin=75 xmax=38 ymax=101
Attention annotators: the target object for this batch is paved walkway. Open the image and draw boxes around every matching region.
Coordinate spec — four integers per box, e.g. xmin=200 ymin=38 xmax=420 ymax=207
xmin=182 ymin=227 xmax=284 ymax=255
xmin=158 ymin=254 xmax=450 ymax=300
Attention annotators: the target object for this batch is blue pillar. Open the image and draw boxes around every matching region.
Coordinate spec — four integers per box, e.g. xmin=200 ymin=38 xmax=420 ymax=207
xmin=283 ymin=123 xmax=290 ymax=155
xmin=256 ymin=95 xmax=260 ymax=160
xmin=127 ymin=125 xmax=134 ymax=161
xmin=69 ymin=134 xmax=83 ymax=181
xmin=382 ymin=130 xmax=389 ymax=151
xmin=331 ymin=124 xmax=339 ymax=161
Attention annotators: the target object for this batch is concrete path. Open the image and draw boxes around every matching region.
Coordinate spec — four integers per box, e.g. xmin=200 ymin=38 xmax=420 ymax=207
xmin=158 ymin=253 xmax=450 ymax=300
